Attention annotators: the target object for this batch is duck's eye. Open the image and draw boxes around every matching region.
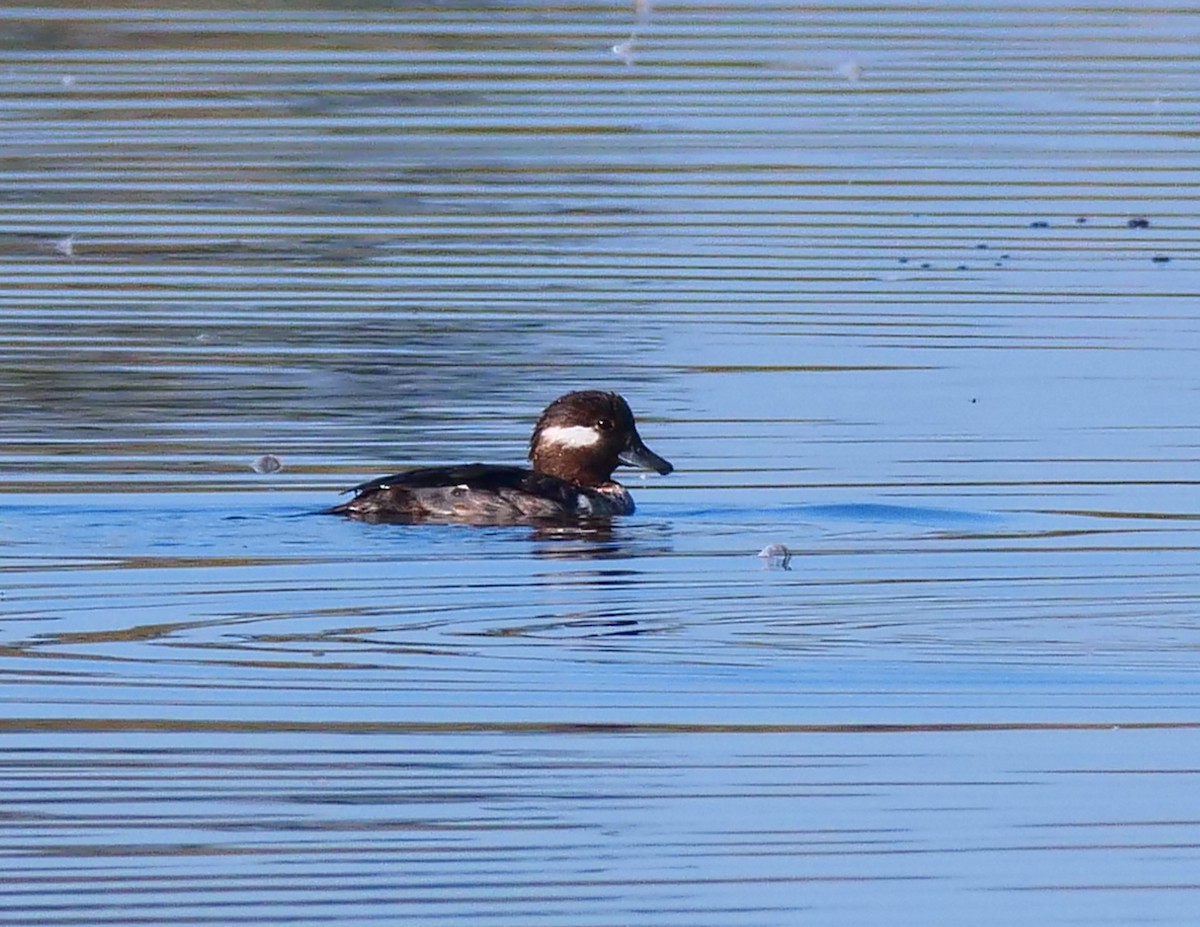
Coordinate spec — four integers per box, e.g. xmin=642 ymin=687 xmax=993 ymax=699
xmin=596 ymin=418 xmax=614 ymax=432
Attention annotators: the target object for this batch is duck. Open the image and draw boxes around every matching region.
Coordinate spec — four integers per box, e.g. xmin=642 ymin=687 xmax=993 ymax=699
xmin=327 ymin=390 xmax=673 ymax=524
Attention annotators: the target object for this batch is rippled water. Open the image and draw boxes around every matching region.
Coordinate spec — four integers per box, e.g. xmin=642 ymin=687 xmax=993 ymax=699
xmin=3 ymin=2 xmax=1200 ymax=924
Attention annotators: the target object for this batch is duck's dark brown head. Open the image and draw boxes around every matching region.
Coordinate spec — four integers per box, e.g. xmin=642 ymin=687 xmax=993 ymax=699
xmin=528 ymin=390 xmax=673 ymax=488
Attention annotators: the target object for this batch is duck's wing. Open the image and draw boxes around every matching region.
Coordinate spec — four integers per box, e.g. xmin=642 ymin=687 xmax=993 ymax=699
xmin=345 ymin=463 xmax=535 ymax=496
xmin=327 ymin=464 xmax=590 ymax=522
xmin=346 ymin=464 xmax=587 ymax=505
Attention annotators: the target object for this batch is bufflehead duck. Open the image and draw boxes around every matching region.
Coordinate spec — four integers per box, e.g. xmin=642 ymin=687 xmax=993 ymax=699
xmin=327 ymin=390 xmax=673 ymax=524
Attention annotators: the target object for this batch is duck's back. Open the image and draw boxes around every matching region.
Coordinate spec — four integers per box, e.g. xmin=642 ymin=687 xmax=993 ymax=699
xmin=326 ymin=464 xmax=626 ymax=524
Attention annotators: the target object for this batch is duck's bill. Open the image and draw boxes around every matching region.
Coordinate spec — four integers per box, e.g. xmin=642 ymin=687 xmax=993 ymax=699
xmin=618 ymin=436 xmax=674 ymax=475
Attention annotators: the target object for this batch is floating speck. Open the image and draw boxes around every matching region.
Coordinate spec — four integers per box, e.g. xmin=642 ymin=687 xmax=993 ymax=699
xmin=1151 ymin=255 xmax=1170 ymax=264
xmin=956 ymin=264 xmax=967 ymax=271
xmin=1075 ymin=216 xmax=1087 ymax=224
xmin=54 ymin=235 xmax=75 ymax=257
xmin=898 ymin=257 xmax=909 ymax=264
xmin=837 ymin=60 xmax=864 ymax=83
xmin=252 ymin=454 xmax=283 ymax=474
xmin=758 ymin=543 xmax=792 ymax=571
xmin=1001 ymin=253 xmax=1011 ymax=259
xmin=975 ymin=243 xmax=988 ymax=249
xmin=920 ymin=262 xmax=931 ymax=269
xmin=1030 ymin=220 xmax=1050 ymax=229
xmin=611 ymin=38 xmax=636 ymax=66
xmin=1127 ymin=217 xmax=1151 ymax=229
xmin=994 ymin=261 xmax=1002 ymax=267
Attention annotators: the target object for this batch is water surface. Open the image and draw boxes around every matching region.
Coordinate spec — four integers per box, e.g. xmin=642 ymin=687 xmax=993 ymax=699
xmin=2 ymin=2 xmax=1200 ymax=924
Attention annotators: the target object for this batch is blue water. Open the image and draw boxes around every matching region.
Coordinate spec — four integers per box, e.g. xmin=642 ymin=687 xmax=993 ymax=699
xmin=3 ymin=1 xmax=1200 ymax=924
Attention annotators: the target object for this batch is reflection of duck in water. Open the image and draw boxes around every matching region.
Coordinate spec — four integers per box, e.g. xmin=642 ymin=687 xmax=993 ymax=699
xmin=327 ymin=390 xmax=673 ymax=524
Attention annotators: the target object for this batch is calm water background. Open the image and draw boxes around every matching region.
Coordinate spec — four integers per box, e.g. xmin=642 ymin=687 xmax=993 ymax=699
xmin=2 ymin=1 xmax=1200 ymax=924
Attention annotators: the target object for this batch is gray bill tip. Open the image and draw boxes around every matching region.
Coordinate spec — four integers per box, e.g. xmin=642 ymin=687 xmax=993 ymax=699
xmin=619 ymin=439 xmax=673 ymax=475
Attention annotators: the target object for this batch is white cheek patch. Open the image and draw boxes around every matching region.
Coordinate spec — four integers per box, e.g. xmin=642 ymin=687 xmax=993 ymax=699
xmin=539 ymin=424 xmax=602 ymax=449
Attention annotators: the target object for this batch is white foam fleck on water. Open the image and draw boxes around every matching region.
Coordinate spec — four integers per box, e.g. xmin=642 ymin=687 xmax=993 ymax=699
xmin=837 ymin=60 xmax=864 ymax=82
xmin=612 ymin=38 xmax=636 ymax=66
xmin=757 ymin=543 xmax=792 ymax=570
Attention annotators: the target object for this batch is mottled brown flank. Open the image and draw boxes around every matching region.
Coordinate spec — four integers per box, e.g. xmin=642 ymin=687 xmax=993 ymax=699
xmin=529 ymin=390 xmax=633 ymax=487
xmin=326 ymin=464 xmax=633 ymax=523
